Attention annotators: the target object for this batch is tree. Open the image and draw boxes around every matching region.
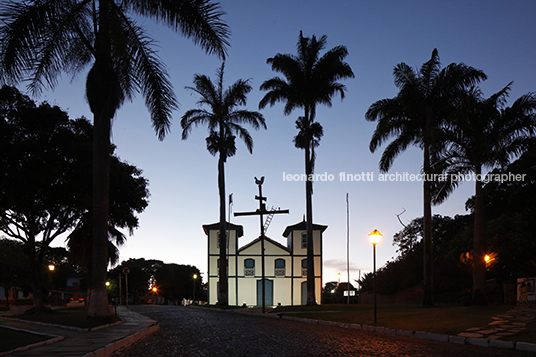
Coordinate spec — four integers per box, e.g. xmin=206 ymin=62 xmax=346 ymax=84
xmin=0 ymin=86 xmax=148 ymax=310
xmin=365 ymin=49 xmax=486 ymax=306
xmin=0 ymin=238 xmax=29 ymax=308
xmin=259 ymin=32 xmax=354 ymax=305
xmin=181 ymin=63 xmax=266 ymax=305
xmin=0 ymin=0 xmax=229 ymax=318
xmin=436 ymin=88 xmax=536 ymax=304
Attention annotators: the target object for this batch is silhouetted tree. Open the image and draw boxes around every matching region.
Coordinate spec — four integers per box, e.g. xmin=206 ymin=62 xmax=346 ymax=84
xmin=0 ymin=86 xmax=148 ymax=310
xmin=0 ymin=0 xmax=229 ymax=318
xmin=259 ymin=32 xmax=354 ymax=305
xmin=365 ymin=49 xmax=486 ymax=306
xmin=181 ymin=63 xmax=266 ymax=306
xmin=434 ymin=84 xmax=536 ymax=304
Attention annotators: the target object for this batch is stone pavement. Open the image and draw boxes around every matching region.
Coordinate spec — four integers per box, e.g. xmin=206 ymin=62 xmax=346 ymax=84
xmin=458 ymin=305 xmax=536 ymax=340
xmin=0 ymin=306 xmax=158 ymax=357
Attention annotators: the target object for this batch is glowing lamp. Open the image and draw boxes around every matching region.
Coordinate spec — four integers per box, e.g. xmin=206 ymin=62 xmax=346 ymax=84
xmin=368 ymin=229 xmax=382 ymax=245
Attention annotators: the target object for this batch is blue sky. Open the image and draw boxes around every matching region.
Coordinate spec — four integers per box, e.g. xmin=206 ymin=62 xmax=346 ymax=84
xmin=40 ymin=0 xmax=536 ymax=285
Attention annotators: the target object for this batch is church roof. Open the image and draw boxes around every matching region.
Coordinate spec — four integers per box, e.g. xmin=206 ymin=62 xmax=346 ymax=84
xmin=202 ymin=222 xmax=244 ymax=237
xmin=238 ymin=236 xmax=290 ymax=254
xmin=282 ymin=220 xmax=328 ymax=237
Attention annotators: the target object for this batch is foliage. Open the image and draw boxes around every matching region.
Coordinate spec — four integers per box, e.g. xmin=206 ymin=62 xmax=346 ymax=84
xmin=359 ymin=151 xmax=536 ymax=302
xmin=0 ymin=86 xmax=148 ymax=308
xmin=0 ymin=0 xmax=229 ymax=317
xmin=108 ymin=258 xmax=204 ymax=304
xmin=360 ymin=214 xmax=473 ymax=301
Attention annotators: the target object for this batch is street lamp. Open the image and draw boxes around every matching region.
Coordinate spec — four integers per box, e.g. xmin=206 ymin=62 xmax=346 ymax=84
xmin=192 ymin=274 xmax=198 ymax=305
xmin=48 ymin=264 xmax=55 ymax=271
xmin=369 ymin=229 xmax=382 ymax=323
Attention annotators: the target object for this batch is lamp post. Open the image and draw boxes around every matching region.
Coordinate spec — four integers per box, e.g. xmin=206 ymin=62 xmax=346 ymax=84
xmin=48 ymin=264 xmax=57 ymax=304
xmin=369 ymin=229 xmax=382 ymax=323
xmin=193 ymin=274 xmax=198 ymax=305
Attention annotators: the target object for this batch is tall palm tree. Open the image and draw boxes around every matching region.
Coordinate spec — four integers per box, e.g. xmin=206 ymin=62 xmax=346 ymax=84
xmin=181 ymin=63 xmax=266 ymax=306
xmin=259 ymin=31 xmax=354 ymax=305
xmin=434 ymin=83 xmax=536 ymax=305
xmin=0 ymin=0 xmax=229 ymax=318
xmin=365 ymin=49 xmax=486 ymax=306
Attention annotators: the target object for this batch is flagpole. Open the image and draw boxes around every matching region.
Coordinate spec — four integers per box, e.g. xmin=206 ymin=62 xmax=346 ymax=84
xmin=346 ymin=193 xmax=350 ymax=305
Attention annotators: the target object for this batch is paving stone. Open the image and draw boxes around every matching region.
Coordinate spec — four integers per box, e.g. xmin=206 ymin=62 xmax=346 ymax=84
xmin=458 ymin=332 xmax=484 ymax=338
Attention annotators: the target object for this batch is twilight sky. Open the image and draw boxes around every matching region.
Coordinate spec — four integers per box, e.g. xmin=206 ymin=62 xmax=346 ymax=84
xmin=39 ymin=0 xmax=536 ymax=286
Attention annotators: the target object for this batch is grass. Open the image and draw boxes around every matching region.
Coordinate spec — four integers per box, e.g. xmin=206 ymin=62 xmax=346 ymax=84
xmin=7 ymin=306 xmax=121 ymax=329
xmin=0 ymin=327 xmax=50 ymax=353
xmin=271 ymin=303 xmax=536 ymax=342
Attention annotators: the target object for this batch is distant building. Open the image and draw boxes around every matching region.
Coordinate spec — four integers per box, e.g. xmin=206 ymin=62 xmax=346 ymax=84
xmin=203 ymin=220 xmax=327 ymax=306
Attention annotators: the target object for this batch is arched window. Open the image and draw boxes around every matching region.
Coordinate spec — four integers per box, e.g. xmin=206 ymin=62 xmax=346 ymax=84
xmin=301 ymin=259 xmax=307 ymax=277
xmin=244 ymin=258 xmax=255 ymax=276
xmin=274 ymin=259 xmax=285 ymax=276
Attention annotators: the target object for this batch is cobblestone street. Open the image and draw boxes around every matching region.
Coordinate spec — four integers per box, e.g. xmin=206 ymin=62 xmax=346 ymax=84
xmin=112 ymin=306 xmax=534 ymax=357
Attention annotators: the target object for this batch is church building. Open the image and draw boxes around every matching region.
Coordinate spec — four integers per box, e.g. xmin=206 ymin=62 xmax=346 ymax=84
xmin=203 ymin=220 xmax=327 ymax=306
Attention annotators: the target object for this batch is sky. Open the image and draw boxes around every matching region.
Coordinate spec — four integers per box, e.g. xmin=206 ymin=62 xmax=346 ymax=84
xmin=37 ymin=0 xmax=536 ymax=287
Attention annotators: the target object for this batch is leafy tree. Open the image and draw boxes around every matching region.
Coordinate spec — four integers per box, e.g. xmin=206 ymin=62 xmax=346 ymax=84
xmin=365 ymin=49 xmax=486 ymax=306
xmin=0 ymin=86 xmax=148 ymax=310
xmin=434 ymin=84 xmax=536 ymax=304
xmin=477 ymin=148 xmax=536 ymax=282
xmin=0 ymin=0 xmax=229 ymax=318
xmin=259 ymin=32 xmax=354 ymax=305
xmin=181 ymin=63 xmax=266 ymax=305
xmin=0 ymin=238 xmax=29 ymax=307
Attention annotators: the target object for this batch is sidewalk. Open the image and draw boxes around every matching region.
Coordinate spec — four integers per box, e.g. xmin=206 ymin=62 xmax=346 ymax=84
xmin=0 ymin=306 xmax=158 ymax=357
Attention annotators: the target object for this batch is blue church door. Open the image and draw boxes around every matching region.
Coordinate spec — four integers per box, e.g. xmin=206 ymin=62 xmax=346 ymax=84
xmin=301 ymin=281 xmax=307 ymax=305
xmin=257 ymin=279 xmax=273 ymax=306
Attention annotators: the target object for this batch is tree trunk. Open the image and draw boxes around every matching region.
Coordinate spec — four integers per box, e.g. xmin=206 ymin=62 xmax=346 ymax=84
xmin=472 ymin=165 xmax=487 ymax=305
xmin=4 ymin=286 xmax=9 ymax=308
xmin=87 ymin=0 xmax=114 ymax=319
xmin=305 ymin=145 xmax=316 ymax=305
xmin=88 ymin=108 xmax=111 ymax=318
xmin=422 ymin=144 xmax=434 ymax=307
xmin=217 ymin=153 xmax=228 ymax=306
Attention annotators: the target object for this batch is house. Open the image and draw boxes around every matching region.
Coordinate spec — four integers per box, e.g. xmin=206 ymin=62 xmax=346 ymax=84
xmin=203 ymin=220 xmax=327 ymax=306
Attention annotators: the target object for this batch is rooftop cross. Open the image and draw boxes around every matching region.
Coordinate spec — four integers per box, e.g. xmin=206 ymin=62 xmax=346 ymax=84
xmin=234 ymin=176 xmax=289 ymax=313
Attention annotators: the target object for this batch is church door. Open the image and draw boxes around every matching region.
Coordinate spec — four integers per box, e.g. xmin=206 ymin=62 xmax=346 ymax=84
xmin=301 ymin=281 xmax=307 ymax=305
xmin=257 ymin=279 xmax=273 ymax=306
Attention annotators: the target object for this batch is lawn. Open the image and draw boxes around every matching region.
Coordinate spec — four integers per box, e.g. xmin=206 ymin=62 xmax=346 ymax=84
xmin=6 ymin=306 xmax=121 ymax=329
xmin=271 ymin=304 xmax=533 ymax=339
xmin=0 ymin=327 xmax=50 ymax=353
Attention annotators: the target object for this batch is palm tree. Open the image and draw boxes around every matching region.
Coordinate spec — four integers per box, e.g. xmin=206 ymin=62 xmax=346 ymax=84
xmin=181 ymin=63 xmax=266 ymax=306
xmin=259 ymin=31 xmax=354 ymax=305
xmin=0 ymin=0 xmax=229 ymax=318
xmin=365 ymin=49 xmax=486 ymax=306
xmin=434 ymin=83 xmax=536 ymax=305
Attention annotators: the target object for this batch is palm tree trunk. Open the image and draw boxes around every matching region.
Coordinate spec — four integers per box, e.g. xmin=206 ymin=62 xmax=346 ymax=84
xmin=88 ymin=109 xmax=111 ymax=317
xmin=422 ymin=144 xmax=434 ymax=306
xmin=472 ymin=165 xmax=487 ymax=305
xmin=217 ymin=153 xmax=228 ymax=306
xmin=305 ymin=145 xmax=316 ymax=305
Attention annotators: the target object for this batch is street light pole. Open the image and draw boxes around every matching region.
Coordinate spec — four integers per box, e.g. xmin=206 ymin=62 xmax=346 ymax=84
xmin=369 ymin=229 xmax=382 ymax=324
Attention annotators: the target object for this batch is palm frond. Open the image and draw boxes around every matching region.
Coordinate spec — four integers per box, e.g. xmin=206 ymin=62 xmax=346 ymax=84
xmin=126 ymin=0 xmax=230 ymax=59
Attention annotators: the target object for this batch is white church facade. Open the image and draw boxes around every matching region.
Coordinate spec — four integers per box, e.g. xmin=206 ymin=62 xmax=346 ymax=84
xmin=203 ymin=220 xmax=327 ymax=306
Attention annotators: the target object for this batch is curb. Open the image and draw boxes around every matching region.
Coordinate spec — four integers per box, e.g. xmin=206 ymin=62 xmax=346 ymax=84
xmin=275 ymin=315 xmax=536 ymax=352
xmin=0 ymin=315 xmax=124 ymax=332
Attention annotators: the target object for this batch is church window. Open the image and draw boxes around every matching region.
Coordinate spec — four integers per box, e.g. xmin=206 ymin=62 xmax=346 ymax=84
xmin=274 ymin=259 xmax=285 ymax=276
xmin=244 ymin=258 xmax=255 ymax=276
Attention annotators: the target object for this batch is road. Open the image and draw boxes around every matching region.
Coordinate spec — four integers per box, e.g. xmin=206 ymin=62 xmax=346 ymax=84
xmin=113 ymin=305 xmax=533 ymax=357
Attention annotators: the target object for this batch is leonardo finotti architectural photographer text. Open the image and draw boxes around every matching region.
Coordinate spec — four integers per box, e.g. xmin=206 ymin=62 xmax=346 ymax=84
xmin=282 ymin=171 xmax=527 ymax=183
